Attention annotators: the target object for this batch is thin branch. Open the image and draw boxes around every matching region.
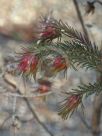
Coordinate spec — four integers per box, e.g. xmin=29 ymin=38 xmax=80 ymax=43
xmin=91 ymin=94 xmax=102 ymax=136
xmin=19 ymin=91 xmax=54 ymax=136
xmin=77 ymin=111 xmax=91 ymax=130
xmin=2 ymin=73 xmax=54 ymax=136
xmin=91 ymin=74 xmax=102 ymax=136
xmin=0 ymin=115 xmax=11 ymax=129
xmin=73 ymin=0 xmax=89 ymax=39
xmin=94 ymin=0 xmax=102 ymax=5
xmin=0 ymin=92 xmax=52 ymax=98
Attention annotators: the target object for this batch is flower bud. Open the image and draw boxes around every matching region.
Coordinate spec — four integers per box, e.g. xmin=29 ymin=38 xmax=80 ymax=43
xmin=38 ymin=79 xmax=52 ymax=94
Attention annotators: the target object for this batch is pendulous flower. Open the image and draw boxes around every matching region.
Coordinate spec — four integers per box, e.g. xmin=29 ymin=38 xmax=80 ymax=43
xmin=52 ymin=56 xmax=68 ymax=73
xmin=18 ymin=52 xmax=38 ymax=76
xmin=58 ymin=94 xmax=82 ymax=119
xmin=41 ymin=26 xmax=61 ymax=42
xmin=39 ymin=16 xmax=61 ymax=42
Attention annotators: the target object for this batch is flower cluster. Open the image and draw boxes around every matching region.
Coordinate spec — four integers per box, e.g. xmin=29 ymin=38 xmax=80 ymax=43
xmin=14 ymin=15 xmax=101 ymax=120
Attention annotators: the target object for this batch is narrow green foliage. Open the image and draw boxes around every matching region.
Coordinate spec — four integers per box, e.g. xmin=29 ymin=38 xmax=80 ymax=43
xmin=59 ymin=41 xmax=102 ymax=71
xmin=54 ymin=20 xmax=94 ymax=46
xmin=72 ymin=82 xmax=102 ymax=97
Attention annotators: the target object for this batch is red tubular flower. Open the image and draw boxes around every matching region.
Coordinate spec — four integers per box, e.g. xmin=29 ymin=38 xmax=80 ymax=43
xmin=52 ymin=56 xmax=68 ymax=73
xmin=39 ymin=16 xmax=61 ymax=42
xmin=18 ymin=53 xmax=38 ymax=75
xmin=41 ymin=25 xmax=61 ymax=42
xmin=58 ymin=94 xmax=82 ymax=119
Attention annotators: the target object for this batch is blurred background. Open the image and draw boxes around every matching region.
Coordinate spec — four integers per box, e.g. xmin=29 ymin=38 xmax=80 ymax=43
xmin=0 ymin=0 xmax=102 ymax=136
